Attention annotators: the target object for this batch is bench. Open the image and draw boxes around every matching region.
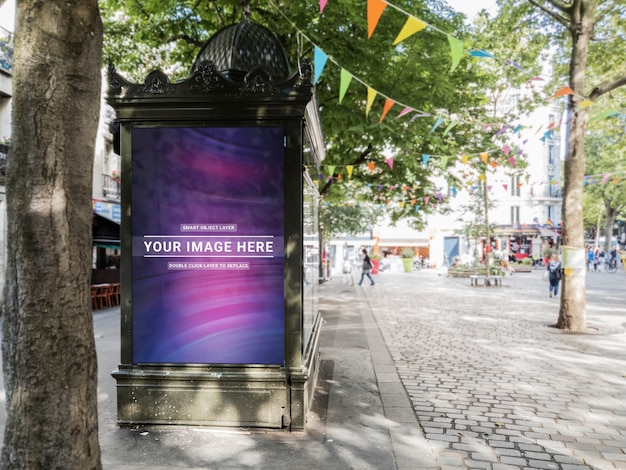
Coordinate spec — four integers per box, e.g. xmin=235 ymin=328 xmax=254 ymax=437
xmin=470 ymin=275 xmax=502 ymax=287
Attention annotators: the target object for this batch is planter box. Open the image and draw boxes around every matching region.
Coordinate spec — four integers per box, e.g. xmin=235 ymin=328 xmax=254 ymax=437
xmin=514 ymin=264 xmax=533 ymax=272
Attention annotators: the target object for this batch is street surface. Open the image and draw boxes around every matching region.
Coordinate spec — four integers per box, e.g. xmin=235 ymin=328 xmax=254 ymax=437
xmin=360 ymin=265 xmax=626 ymax=469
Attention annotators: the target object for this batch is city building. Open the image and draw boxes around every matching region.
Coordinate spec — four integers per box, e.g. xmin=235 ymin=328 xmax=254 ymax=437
xmin=0 ymin=0 xmax=14 ymax=301
xmin=0 ymin=0 xmax=122 ymax=290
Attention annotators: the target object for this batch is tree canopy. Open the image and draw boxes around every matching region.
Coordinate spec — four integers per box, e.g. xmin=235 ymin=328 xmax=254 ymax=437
xmin=100 ymin=0 xmax=535 ymax=232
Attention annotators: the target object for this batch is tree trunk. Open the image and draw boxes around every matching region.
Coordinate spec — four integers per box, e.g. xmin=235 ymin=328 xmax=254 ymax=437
xmin=557 ymin=107 xmax=588 ymax=331
xmin=603 ymin=202 xmax=618 ymax=252
xmin=483 ymin=179 xmax=491 ymax=280
xmin=556 ymin=0 xmax=597 ymax=332
xmin=1 ymin=1 xmax=103 ymax=468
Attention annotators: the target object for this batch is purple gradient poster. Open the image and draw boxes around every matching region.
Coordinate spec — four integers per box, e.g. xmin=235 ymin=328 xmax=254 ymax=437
xmin=131 ymin=127 xmax=285 ymax=365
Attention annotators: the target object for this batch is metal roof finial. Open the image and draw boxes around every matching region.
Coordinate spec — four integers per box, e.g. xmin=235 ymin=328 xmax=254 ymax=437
xmin=243 ymin=0 xmax=251 ymax=21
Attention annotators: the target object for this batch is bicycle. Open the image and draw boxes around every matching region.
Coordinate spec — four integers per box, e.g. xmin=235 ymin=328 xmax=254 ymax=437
xmin=606 ymin=258 xmax=618 ymax=273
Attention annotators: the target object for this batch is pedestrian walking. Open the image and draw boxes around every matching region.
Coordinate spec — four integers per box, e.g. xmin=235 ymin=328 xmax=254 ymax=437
xmin=547 ymin=252 xmax=562 ymax=298
xmin=358 ymin=249 xmax=375 ymax=286
xmin=587 ymin=247 xmax=595 ymax=272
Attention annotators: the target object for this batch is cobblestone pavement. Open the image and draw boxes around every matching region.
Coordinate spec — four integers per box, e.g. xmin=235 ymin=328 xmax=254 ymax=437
xmin=359 ymin=266 xmax=626 ymax=470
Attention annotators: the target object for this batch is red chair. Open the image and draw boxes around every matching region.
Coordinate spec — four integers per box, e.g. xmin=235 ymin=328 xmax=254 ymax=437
xmin=91 ymin=285 xmax=99 ymax=309
xmin=94 ymin=284 xmax=112 ymax=309
xmin=110 ymin=283 xmax=120 ymax=306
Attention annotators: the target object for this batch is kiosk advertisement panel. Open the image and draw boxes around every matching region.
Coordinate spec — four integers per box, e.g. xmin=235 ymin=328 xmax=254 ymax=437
xmin=131 ymin=126 xmax=285 ymax=365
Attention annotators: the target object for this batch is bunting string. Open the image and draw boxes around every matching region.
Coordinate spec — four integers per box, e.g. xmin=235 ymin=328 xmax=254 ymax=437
xmin=270 ymin=1 xmax=625 ymax=146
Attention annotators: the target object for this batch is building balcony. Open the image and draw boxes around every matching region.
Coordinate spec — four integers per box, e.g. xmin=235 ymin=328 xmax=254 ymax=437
xmin=102 ymin=173 xmax=120 ymax=199
xmin=531 ymin=186 xmax=562 ymax=202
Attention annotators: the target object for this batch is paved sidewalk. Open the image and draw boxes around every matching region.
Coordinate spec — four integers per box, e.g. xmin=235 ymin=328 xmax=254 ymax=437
xmin=360 ymin=267 xmax=626 ymax=470
xmin=1 ymin=266 xmax=625 ymax=469
xmin=91 ymin=274 xmax=433 ymax=469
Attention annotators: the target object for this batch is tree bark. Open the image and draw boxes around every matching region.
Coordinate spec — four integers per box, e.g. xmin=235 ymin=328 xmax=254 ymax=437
xmin=1 ymin=1 xmax=103 ymax=468
xmin=556 ymin=0 xmax=597 ymax=332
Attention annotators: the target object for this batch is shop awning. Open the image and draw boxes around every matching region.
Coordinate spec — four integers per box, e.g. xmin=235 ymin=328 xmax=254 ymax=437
xmin=93 ymin=212 xmax=120 ymax=249
xmin=377 ymin=237 xmax=429 ymax=247
xmin=493 ymin=227 xmax=540 ymax=237
xmin=539 ymin=227 xmax=558 ymax=237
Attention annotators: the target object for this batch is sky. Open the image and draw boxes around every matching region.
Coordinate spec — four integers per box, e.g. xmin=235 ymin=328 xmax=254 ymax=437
xmin=445 ymin=0 xmax=499 ymax=20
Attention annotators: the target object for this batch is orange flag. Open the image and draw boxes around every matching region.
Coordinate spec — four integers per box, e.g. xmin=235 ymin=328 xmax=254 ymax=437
xmin=379 ymin=98 xmax=395 ymax=123
xmin=367 ymin=162 xmax=376 ymax=173
xmin=368 ymin=0 xmax=388 ymax=38
xmin=552 ymin=86 xmax=574 ymax=98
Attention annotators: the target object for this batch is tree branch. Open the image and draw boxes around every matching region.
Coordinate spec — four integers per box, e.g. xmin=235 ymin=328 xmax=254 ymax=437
xmin=168 ymin=33 xmax=204 ymax=48
xmin=319 ymin=143 xmax=373 ymax=197
xmin=528 ymin=0 xmax=571 ymax=27
xmin=589 ymin=71 xmax=626 ymax=100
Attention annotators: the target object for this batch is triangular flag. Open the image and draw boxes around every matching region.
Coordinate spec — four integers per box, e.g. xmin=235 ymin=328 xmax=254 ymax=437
xmin=326 ymin=165 xmax=336 ymax=176
xmin=447 ymin=35 xmax=464 ymax=72
xmin=366 ymin=87 xmax=377 ymax=118
xmin=410 ymin=112 xmax=431 ymax=122
xmin=479 ymin=174 xmax=486 ymax=183
xmin=502 ymin=145 xmax=510 ymax=155
xmin=424 ymin=196 xmax=430 ymax=205
xmin=429 ymin=117 xmax=444 ymax=133
xmin=397 ymin=106 xmax=413 ymax=118
xmin=385 ymin=157 xmax=394 ymax=170
xmin=414 ymin=205 xmax=420 ymax=212
xmin=591 ymin=110 xmax=619 ymax=121
xmin=503 ymin=184 xmax=508 ymax=191
xmin=346 ymin=165 xmax=354 ymax=177
xmin=422 ymin=154 xmax=430 ymax=166
xmin=469 ymin=49 xmax=495 ymax=58
xmin=320 ymin=0 xmax=328 ymax=13
xmin=602 ymin=173 xmax=611 ymax=184
xmin=398 ymin=201 xmax=405 ymax=208
xmin=441 ymin=156 xmax=449 ymax=168
xmin=551 ymin=86 xmax=574 ymax=98
xmin=579 ymin=99 xmax=593 ymax=109
xmin=339 ymin=69 xmax=352 ymax=103
xmin=367 ymin=0 xmax=388 ymax=39
xmin=443 ymin=121 xmax=458 ymax=136
xmin=392 ymin=16 xmax=427 ymax=45
xmin=380 ymin=98 xmax=395 ymax=123
xmin=508 ymin=157 xmax=516 ymax=166
xmin=480 ymin=152 xmax=489 ymax=163
xmin=496 ymin=125 xmax=510 ymax=136
xmin=461 ymin=154 xmax=469 ymax=164
xmin=490 ymin=160 xmax=498 ymax=168
xmin=367 ymin=162 xmax=375 ymax=173
xmin=314 ymin=47 xmax=328 ymax=84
